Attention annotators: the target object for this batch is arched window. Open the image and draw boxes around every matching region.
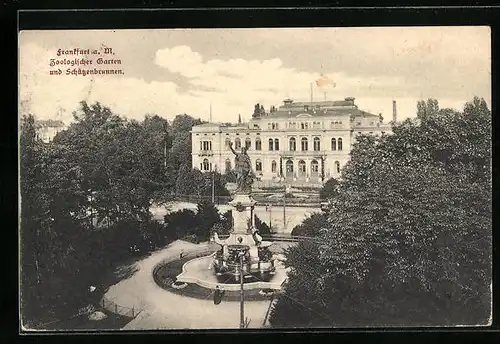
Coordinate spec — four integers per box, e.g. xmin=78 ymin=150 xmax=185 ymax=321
xmin=245 ymin=137 xmax=252 ymax=149
xmin=298 ymin=160 xmax=306 ymax=176
xmin=274 ymin=138 xmax=280 ymax=151
xmin=256 ymin=159 xmax=262 ymax=173
xmin=301 ymin=137 xmax=308 ymax=151
xmin=235 ymin=137 xmax=241 ymax=150
xmin=334 ymin=161 xmax=340 ymax=174
xmin=331 ymin=138 xmax=337 ymax=151
xmin=255 ymin=137 xmax=262 ymax=150
xmin=225 ymin=159 xmax=231 ymax=173
xmin=286 ymin=159 xmax=294 ymax=177
xmin=225 ymin=137 xmax=231 ymax=150
xmin=313 ymin=137 xmax=321 ymax=151
xmin=311 ymin=159 xmax=319 ymax=175
xmin=202 ymin=159 xmax=210 ymax=171
xmin=289 ymin=137 xmax=296 ymax=151
xmin=268 ymin=138 xmax=274 ymax=151
xmin=271 ymin=160 xmax=277 ymax=173
xmin=338 ymin=138 xmax=343 ymax=151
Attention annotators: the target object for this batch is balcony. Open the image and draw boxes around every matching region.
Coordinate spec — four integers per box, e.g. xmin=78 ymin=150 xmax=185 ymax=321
xmin=280 ymin=150 xmax=328 ymax=158
xmin=198 ymin=150 xmax=214 ymax=156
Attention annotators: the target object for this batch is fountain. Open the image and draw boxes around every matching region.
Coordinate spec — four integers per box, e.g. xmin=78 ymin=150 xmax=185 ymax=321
xmin=174 ymin=143 xmax=287 ymax=291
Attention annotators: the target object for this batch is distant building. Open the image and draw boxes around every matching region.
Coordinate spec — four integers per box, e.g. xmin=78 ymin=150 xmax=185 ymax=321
xmin=191 ymin=97 xmax=394 ymax=186
xmin=35 ymin=119 xmax=67 ymax=143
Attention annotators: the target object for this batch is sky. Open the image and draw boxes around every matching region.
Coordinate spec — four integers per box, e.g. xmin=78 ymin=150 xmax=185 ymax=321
xmin=19 ymin=27 xmax=491 ymax=125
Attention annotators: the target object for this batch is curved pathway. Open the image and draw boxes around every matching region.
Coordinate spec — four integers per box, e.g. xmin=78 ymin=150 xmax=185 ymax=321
xmin=104 ymin=240 xmax=274 ymax=329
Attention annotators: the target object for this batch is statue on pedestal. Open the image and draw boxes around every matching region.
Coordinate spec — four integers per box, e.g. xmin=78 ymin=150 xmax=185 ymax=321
xmin=229 ymin=142 xmax=255 ymax=193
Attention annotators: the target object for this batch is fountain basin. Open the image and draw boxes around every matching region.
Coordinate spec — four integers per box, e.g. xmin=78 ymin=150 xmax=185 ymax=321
xmin=176 ymin=255 xmax=288 ymax=291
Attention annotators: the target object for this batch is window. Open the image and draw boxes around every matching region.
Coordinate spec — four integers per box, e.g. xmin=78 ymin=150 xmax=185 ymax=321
xmin=334 ymin=161 xmax=341 ymax=174
xmin=289 ymin=122 xmax=296 ymax=129
xmin=286 ymin=160 xmax=294 ymax=175
xmin=301 ymin=122 xmax=309 ymax=130
xmin=255 ymin=137 xmax=262 ymax=150
xmin=235 ymin=138 xmax=241 ymax=149
xmin=313 ymin=137 xmax=321 ymax=151
xmin=271 ymin=160 xmax=277 ymax=173
xmin=225 ymin=137 xmax=231 ymax=150
xmin=201 ymin=140 xmax=211 ymax=151
xmin=202 ymin=159 xmax=210 ymax=171
xmin=256 ymin=159 xmax=262 ymax=173
xmin=338 ymin=138 xmax=343 ymax=151
xmin=245 ymin=137 xmax=252 ymax=149
xmin=269 ymin=138 xmax=274 ymax=151
xmin=268 ymin=123 xmax=272 ymax=130
xmin=289 ymin=137 xmax=296 ymax=151
xmin=304 ymin=105 xmax=309 ymax=112
xmin=301 ymin=137 xmax=308 ymax=151
xmin=274 ymin=138 xmax=280 ymax=151
xmin=225 ymin=159 xmax=231 ymax=173
xmin=298 ymin=160 xmax=306 ymax=176
xmin=313 ymin=121 xmax=321 ymax=129
xmin=331 ymin=138 xmax=337 ymax=151
xmin=311 ymin=160 xmax=319 ymax=174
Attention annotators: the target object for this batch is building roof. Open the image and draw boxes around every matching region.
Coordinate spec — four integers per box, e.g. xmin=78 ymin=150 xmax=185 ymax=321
xmin=35 ymin=119 xmax=66 ymax=128
xmin=254 ymin=97 xmax=379 ymax=119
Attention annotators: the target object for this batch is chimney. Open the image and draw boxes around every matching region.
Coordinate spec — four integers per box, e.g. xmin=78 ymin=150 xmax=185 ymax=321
xmin=392 ymin=100 xmax=397 ymax=123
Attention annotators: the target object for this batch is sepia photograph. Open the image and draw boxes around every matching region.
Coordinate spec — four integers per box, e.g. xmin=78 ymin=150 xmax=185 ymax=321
xmin=18 ymin=26 xmax=492 ymax=331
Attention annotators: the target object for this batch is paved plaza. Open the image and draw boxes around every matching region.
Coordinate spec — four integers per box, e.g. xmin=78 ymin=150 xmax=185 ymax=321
xmin=104 ymin=240 xmax=276 ymax=329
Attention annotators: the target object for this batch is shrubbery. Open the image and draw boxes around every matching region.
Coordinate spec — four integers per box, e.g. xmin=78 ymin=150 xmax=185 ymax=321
xmin=270 ymin=97 xmax=492 ymax=327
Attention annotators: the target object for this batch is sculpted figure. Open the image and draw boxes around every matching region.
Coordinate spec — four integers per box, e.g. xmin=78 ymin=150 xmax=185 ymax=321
xmin=229 ymin=142 xmax=255 ymax=193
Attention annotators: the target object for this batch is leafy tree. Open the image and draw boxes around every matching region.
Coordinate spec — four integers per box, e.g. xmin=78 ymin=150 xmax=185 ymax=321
xmin=319 ymin=178 xmax=340 ymax=200
xmin=168 ymin=114 xmax=205 ymax=175
xmin=254 ymin=215 xmax=271 ymax=235
xmin=291 ymin=213 xmax=329 ymax=237
xmin=194 ymin=200 xmax=221 ymax=241
xmin=416 ymin=98 xmax=439 ymax=120
xmin=164 ymin=209 xmax=198 ymax=240
xmin=270 ymin=97 xmax=492 ymax=327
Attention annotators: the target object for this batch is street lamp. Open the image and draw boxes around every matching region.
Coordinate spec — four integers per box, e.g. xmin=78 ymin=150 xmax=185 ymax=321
xmin=265 ymin=204 xmax=272 ymax=232
xmin=239 ymin=251 xmax=245 ymax=328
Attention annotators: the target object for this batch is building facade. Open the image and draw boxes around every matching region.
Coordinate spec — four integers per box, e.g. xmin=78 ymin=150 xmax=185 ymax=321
xmin=35 ymin=119 xmax=67 ymax=143
xmin=191 ymin=97 xmax=393 ymax=185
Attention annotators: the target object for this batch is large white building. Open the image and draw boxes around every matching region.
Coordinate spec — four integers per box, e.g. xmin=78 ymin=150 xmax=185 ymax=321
xmin=191 ymin=97 xmax=394 ymax=186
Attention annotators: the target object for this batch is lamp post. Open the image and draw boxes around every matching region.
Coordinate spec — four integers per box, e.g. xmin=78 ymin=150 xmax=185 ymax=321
xmin=266 ymin=204 xmax=272 ymax=231
xmin=239 ymin=251 xmax=245 ymax=328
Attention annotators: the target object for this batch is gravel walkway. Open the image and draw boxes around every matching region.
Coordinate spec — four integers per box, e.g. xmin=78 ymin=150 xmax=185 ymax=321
xmin=104 ymin=240 xmax=273 ymax=329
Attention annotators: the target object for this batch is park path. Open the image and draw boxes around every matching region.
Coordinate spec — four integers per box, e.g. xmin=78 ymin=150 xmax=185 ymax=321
xmin=104 ymin=240 xmax=272 ymax=329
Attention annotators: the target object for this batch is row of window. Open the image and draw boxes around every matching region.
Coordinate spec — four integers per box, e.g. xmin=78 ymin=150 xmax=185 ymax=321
xmin=267 ymin=120 xmax=345 ymax=130
xmin=223 ymin=137 xmax=344 ymax=152
xmin=221 ymin=158 xmax=341 ymax=174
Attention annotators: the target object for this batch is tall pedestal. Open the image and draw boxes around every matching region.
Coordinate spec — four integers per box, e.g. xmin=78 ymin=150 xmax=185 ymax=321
xmin=227 ymin=193 xmax=257 ymax=246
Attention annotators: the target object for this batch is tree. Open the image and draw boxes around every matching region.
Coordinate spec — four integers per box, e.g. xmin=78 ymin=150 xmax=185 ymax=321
xmin=319 ymin=178 xmax=340 ymax=200
xmin=291 ymin=213 xmax=329 ymax=237
xmin=254 ymin=215 xmax=271 ymax=235
xmin=194 ymin=200 xmax=221 ymax=241
xmin=164 ymin=209 xmax=198 ymax=240
xmin=270 ymin=97 xmax=492 ymax=327
xmin=416 ymin=98 xmax=439 ymax=120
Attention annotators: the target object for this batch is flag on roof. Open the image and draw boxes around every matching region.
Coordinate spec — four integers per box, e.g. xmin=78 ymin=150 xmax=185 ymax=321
xmin=316 ymin=74 xmax=336 ymax=88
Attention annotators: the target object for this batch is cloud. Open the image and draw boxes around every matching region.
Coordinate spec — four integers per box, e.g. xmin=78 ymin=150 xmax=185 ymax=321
xmin=19 ymin=28 xmax=490 ymax=126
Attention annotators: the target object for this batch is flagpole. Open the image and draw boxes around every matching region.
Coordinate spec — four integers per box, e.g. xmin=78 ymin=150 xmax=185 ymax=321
xmin=310 ymin=83 xmax=313 ymax=104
